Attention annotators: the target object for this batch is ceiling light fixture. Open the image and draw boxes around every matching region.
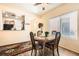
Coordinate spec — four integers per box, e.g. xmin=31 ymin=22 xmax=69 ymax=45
xmin=42 ymin=7 xmax=45 ymax=10
xmin=34 ymin=3 xmax=49 ymax=11
xmin=42 ymin=3 xmax=47 ymax=10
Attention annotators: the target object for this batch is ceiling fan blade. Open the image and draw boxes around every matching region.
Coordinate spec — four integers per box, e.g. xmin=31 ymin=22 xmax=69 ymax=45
xmin=34 ymin=3 xmax=42 ymax=6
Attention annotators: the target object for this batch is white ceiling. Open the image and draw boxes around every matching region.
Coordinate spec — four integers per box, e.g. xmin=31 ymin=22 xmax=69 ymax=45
xmin=17 ymin=3 xmax=62 ymax=15
xmin=0 ymin=3 xmax=62 ymax=16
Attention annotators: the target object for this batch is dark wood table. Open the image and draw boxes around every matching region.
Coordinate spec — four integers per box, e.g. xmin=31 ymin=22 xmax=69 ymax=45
xmin=34 ymin=36 xmax=55 ymax=55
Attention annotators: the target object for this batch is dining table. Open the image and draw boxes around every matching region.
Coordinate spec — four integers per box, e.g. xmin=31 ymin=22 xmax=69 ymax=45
xmin=34 ymin=35 xmax=55 ymax=55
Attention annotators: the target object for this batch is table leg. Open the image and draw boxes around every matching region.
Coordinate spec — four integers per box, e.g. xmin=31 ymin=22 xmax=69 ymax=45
xmin=42 ymin=42 xmax=45 ymax=56
xmin=42 ymin=37 xmax=47 ymax=56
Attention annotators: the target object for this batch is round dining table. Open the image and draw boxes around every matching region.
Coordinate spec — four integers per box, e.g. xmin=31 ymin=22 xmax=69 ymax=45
xmin=34 ymin=35 xmax=55 ymax=55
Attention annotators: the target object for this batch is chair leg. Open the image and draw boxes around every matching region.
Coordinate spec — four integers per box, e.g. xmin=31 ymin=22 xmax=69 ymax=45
xmin=51 ymin=46 xmax=54 ymax=56
xmin=57 ymin=47 xmax=59 ymax=56
xmin=34 ymin=49 xmax=37 ymax=56
xmin=31 ymin=49 xmax=33 ymax=56
xmin=39 ymin=49 xmax=43 ymax=56
xmin=41 ymin=49 xmax=43 ymax=56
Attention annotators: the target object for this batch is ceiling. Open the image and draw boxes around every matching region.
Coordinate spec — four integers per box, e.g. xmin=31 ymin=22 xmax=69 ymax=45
xmin=17 ymin=3 xmax=62 ymax=16
xmin=0 ymin=3 xmax=62 ymax=16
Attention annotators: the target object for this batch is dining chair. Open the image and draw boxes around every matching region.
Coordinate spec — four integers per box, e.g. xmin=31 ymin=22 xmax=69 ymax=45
xmin=45 ymin=32 xmax=61 ymax=56
xmin=30 ymin=32 xmax=43 ymax=56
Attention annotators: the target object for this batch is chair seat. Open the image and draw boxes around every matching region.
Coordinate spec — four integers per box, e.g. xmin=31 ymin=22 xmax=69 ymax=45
xmin=33 ymin=42 xmax=43 ymax=49
xmin=46 ymin=39 xmax=55 ymax=45
xmin=36 ymin=44 xmax=43 ymax=49
xmin=45 ymin=39 xmax=55 ymax=49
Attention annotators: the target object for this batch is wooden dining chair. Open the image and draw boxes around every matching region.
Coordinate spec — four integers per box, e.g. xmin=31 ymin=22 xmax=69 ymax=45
xmin=45 ymin=32 xmax=61 ymax=56
xmin=30 ymin=32 xmax=43 ymax=56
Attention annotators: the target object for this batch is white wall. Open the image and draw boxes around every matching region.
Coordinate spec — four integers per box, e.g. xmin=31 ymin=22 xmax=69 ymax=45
xmin=48 ymin=17 xmax=60 ymax=35
xmin=0 ymin=10 xmax=3 ymax=30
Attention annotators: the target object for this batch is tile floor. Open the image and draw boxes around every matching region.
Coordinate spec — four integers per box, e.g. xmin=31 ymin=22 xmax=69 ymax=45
xmin=18 ymin=47 xmax=79 ymax=56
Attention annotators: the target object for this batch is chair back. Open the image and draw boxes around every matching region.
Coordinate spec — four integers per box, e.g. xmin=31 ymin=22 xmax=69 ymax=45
xmin=52 ymin=31 xmax=56 ymax=35
xmin=30 ymin=32 xmax=36 ymax=49
xmin=54 ymin=32 xmax=61 ymax=46
xmin=37 ymin=31 xmax=42 ymax=36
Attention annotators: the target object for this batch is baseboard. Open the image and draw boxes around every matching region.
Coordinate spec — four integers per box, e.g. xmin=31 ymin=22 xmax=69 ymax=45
xmin=59 ymin=46 xmax=79 ymax=55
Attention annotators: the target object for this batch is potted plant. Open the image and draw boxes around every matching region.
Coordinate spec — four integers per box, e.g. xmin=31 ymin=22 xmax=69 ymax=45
xmin=45 ymin=31 xmax=49 ymax=37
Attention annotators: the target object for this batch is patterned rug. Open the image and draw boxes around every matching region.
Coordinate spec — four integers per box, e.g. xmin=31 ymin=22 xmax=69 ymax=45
xmin=0 ymin=41 xmax=32 ymax=56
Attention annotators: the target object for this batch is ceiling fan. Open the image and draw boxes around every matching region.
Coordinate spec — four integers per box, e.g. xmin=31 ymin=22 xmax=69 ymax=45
xmin=34 ymin=3 xmax=50 ymax=10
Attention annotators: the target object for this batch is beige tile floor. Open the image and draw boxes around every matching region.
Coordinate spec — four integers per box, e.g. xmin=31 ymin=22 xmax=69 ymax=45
xmin=18 ymin=47 xmax=79 ymax=56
